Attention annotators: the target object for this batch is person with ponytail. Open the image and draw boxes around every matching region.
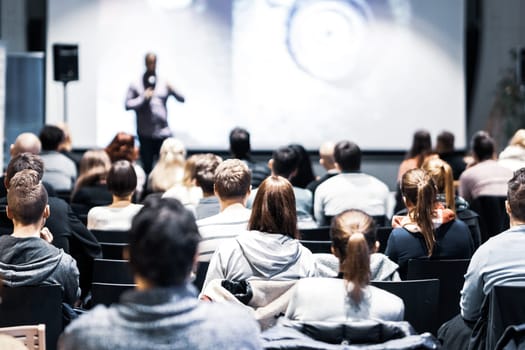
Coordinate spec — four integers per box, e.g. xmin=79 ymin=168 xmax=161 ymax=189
xmin=285 ymin=225 xmax=404 ymax=322
xmin=386 ymin=168 xmax=474 ymax=278
xmin=422 ymin=157 xmax=482 ymax=248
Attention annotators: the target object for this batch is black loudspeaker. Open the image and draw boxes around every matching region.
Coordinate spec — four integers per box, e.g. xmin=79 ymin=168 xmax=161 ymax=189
xmin=53 ymin=44 xmax=79 ymax=82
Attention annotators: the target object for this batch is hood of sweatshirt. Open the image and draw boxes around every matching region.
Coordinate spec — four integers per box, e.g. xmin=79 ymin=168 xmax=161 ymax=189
xmin=235 ymin=230 xmax=304 ymax=279
xmin=0 ymin=236 xmax=64 ymax=287
xmin=391 ymin=203 xmax=456 ymax=233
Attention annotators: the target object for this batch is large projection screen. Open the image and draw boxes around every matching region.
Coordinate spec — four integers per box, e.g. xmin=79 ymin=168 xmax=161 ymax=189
xmin=47 ymin=0 xmax=466 ymax=151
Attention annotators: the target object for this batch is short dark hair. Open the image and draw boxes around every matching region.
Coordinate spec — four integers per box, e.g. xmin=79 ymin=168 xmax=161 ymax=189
xmin=194 ymin=153 xmax=222 ymax=195
xmin=39 ymin=125 xmax=65 ymax=151
xmin=272 ymin=146 xmax=300 ymax=179
xmin=471 ymin=131 xmax=495 ymax=161
xmin=107 ymin=160 xmax=137 ymax=197
xmin=128 ymin=197 xmax=200 ymax=286
xmin=229 ymin=127 xmax=251 ymax=159
xmin=334 ymin=140 xmax=361 ymax=172
xmin=7 ymin=169 xmax=48 ymax=225
xmin=6 ymin=153 xmax=44 ymax=187
xmin=214 ymin=159 xmax=251 ymax=199
xmin=508 ymin=168 xmax=525 ymax=222
xmin=436 ymin=131 xmax=455 ymax=154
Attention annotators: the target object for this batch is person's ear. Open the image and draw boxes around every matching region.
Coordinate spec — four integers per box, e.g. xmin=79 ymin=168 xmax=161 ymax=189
xmin=334 ymin=162 xmax=342 ymax=171
xmin=505 ymin=200 xmax=512 ymax=216
xmin=6 ymin=206 xmax=13 ymax=220
xmin=213 ymin=184 xmax=219 ymax=197
xmin=43 ymin=205 xmax=50 ymax=219
xmin=331 ymin=245 xmax=340 ymax=258
xmin=268 ymin=159 xmax=274 ymax=173
xmin=373 ymin=241 xmax=380 ymax=253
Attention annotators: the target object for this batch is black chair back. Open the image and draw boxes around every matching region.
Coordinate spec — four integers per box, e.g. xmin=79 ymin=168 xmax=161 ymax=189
xmin=193 ymin=261 xmax=210 ymax=292
xmin=100 ymin=242 xmax=128 ymax=260
xmin=300 ymin=240 xmax=332 ymax=254
xmin=406 ymin=258 xmax=470 ymax=325
xmin=371 ymin=279 xmax=440 ymax=334
xmin=91 ymin=229 xmax=129 ymax=244
xmin=471 ymin=196 xmax=509 ymax=243
xmin=92 ymin=259 xmax=134 ymax=284
xmin=299 ymin=227 xmax=330 ymax=241
xmin=0 ymin=285 xmax=63 ymax=350
xmin=376 ymin=226 xmax=392 ymax=254
xmin=91 ymin=282 xmax=135 ymax=307
xmin=487 ymin=285 xmax=525 ymax=350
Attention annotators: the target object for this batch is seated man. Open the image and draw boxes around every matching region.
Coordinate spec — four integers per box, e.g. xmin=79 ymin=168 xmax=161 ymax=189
xmin=439 ymin=168 xmax=525 ymax=348
xmin=193 ymin=153 xmax=222 ymax=220
xmin=59 ymin=197 xmax=262 ymax=350
xmin=0 ymin=169 xmax=80 ymax=305
xmin=197 ymin=159 xmax=252 ymax=262
xmin=314 ymin=140 xmax=391 ymax=226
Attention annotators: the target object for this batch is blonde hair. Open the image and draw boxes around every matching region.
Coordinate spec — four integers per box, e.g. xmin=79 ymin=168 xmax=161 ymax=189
xmin=509 ymin=129 xmax=525 ymax=148
xmin=148 ymin=138 xmax=186 ymax=192
xmin=422 ymin=157 xmax=455 ymax=213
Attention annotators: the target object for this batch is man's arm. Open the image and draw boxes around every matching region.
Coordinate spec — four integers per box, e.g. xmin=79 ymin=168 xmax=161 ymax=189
xmin=168 ymin=84 xmax=185 ymax=103
xmin=125 ymin=84 xmax=148 ymax=110
xmin=460 ymin=247 xmax=486 ymax=321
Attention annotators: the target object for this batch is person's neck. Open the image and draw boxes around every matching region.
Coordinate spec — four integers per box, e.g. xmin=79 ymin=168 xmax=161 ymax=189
xmin=11 ymin=222 xmax=42 ymax=238
xmin=219 ymin=198 xmax=246 ymax=212
xmin=510 ymin=218 xmax=525 ymax=228
xmin=110 ymin=195 xmax=133 ymax=208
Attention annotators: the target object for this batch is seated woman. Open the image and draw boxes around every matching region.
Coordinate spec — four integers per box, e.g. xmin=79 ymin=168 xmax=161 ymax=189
xmin=316 ymin=209 xmax=400 ymax=281
xmin=146 ymin=137 xmax=186 ymax=194
xmin=386 ymin=168 xmax=474 ymax=278
xmin=87 ymin=160 xmax=143 ymax=231
xmin=285 ymin=231 xmax=404 ymax=322
xmin=203 ymin=176 xmax=317 ymax=288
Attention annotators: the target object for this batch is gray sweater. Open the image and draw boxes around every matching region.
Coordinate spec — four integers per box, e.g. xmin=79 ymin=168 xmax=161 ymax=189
xmin=59 ymin=284 xmax=263 ymax=350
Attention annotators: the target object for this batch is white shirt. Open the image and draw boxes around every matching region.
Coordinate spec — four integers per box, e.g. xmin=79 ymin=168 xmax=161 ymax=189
xmin=87 ymin=203 xmax=143 ymax=231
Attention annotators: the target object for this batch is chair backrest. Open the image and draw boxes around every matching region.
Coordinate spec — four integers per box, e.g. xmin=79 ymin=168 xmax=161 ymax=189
xmin=299 ymin=227 xmax=330 ymax=241
xmin=487 ymin=285 xmax=525 ymax=350
xmin=0 ymin=324 xmax=46 ymax=350
xmin=376 ymin=226 xmax=392 ymax=254
xmin=406 ymin=258 xmax=470 ymax=325
xmin=91 ymin=229 xmax=129 ymax=244
xmin=471 ymin=196 xmax=509 ymax=243
xmin=91 ymin=282 xmax=135 ymax=307
xmin=371 ymin=279 xmax=440 ymax=335
xmin=100 ymin=242 xmax=128 ymax=260
xmin=92 ymin=259 xmax=134 ymax=284
xmin=0 ymin=285 xmax=62 ymax=350
xmin=299 ymin=240 xmax=332 ymax=254
xmin=193 ymin=261 xmax=210 ymax=292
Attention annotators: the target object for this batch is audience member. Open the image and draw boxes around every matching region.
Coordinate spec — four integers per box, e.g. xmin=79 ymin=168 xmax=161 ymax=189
xmin=59 ymin=197 xmax=262 ymax=350
xmin=314 ymin=140 xmax=391 ymax=226
xmin=307 ymin=141 xmax=339 ymax=194
xmin=315 ymin=209 xmax=400 ymax=281
xmin=438 ymin=168 xmax=525 ymax=349
xmin=105 ymin=132 xmax=146 ymax=201
xmin=146 ymin=137 xmax=186 ymax=194
xmin=203 ymin=176 xmax=317 ymax=289
xmin=386 ymin=168 xmax=474 ymax=277
xmin=87 ymin=160 xmax=143 ymax=231
xmin=285 ymin=232 xmax=404 ymax=322
xmin=435 ymin=130 xmax=466 ymax=180
xmin=249 ymin=146 xmax=315 ymax=227
xmin=71 ymin=149 xmax=112 ymax=214
xmin=0 ymin=169 xmax=80 ymax=305
xmin=289 ymin=144 xmax=316 ymax=189
xmin=39 ymin=125 xmax=78 ymax=192
xmin=56 ymin=122 xmax=82 ymax=171
xmin=193 ymin=153 xmax=223 ymax=219
xmin=397 ymin=129 xmax=433 ymax=182
xmin=422 ymin=157 xmax=482 ymax=248
xmin=163 ymin=154 xmax=204 ymax=208
xmin=459 ymin=131 xmax=514 ymax=203
xmin=229 ymin=127 xmax=271 ymax=188
xmin=197 ymin=159 xmax=252 ymax=262
xmin=499 ymin=129 xmax=525 ymax=172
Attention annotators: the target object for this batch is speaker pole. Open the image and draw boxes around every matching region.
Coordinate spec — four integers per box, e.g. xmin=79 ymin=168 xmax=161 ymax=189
xmin=63 ymin=81 xmax=68 ymax=124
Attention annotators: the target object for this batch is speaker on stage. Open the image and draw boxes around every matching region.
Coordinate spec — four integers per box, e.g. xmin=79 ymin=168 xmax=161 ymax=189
xmin=53 ymin=44 xmax=79 ymax=82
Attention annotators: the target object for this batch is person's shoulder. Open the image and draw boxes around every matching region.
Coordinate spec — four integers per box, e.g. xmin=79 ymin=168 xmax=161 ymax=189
xmin=60 ymin=305 xmax=114 ymax=348
xmin=197 ymin=301 xmax=260 ymax=334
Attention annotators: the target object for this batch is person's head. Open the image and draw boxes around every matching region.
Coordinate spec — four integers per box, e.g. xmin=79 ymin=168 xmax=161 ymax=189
xmin=319 ymin=141 xmax=336 ymax=171
xmin=421 ymin=157 xmax=455 ymax=212
xmin=145 ymin=52 xmax=157 ymax=74
xmin=128 ymin=197 xmax=200 ymax=287
xmin=269 ymin=146 xmax=300 ymax=179
xmin=182 ymin=154 xmax=199 ymax=187
xmin=214 ymin=159 xmax=251 ymax=202
xmin=10 ymin=133 xmax=41 ymax=157
xmin=471 ymin=131 xmax=495 ymax=162
xmin=400 ymin=168 xmax=437 ymax=256
xmin=508 ymin=129 xmax=525 ymax=148
xmin=107 ymin=160 xmax=137 ymax=198
xmin=436 ymin=131 xmax=455 ymax=154
xmin=330 ymin=209 xmax=377 ymax=262
xmin=507 ymin=168 xmax=525 ymax=224
xmin=79 ymin=149 xmax=112 ymax=177
xmin=158 ymin=138 xmax=186 ymax=166
xmin=5 ymin=153 xmax=44 ymax=189
xmin=7 ymin=169 xmax=49 ymax=226
xmin=229 ymin=127 xmax=251 ymax=160
xmin=407 ymin=130 xmax=432 ymax=160
xmin=194 ymin=153 xmax=223 ymax=196
xmin=39 ymin=125 xmax=65 ymax=151
xmin=56 ymin=123 xmax=73 ymax=152
xmin=334 ymin=140 xmax=361 ymax=172
xmin=288 ymin=144 xmax=315 ymax=188
xmin=248 ymin=176 xmax=298 ymax=239
xmin=105 ymin=132 xmax=139 ymax=163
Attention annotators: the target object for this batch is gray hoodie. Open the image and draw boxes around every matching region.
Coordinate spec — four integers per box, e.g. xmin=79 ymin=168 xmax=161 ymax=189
xmin=0 ymin=235 xmax=80 ymax=305
xmin=314 ymin=253 xmax=401 ymax=281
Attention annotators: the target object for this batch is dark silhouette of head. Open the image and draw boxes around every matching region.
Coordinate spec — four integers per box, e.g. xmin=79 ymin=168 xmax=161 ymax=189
xmin=39 ymin=125 xmax=65 ymax=151
xmin=471 ymin=131 xmax=495 ymax=162
xmin=229 ymin=127 xmax=251 ymax=160
xmin=334 ymin=140 xmax=361 ymax=172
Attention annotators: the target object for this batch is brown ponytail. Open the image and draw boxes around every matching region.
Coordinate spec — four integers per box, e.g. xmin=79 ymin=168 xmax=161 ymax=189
xmin=422 ymin=157 xmax=455 ymax=213
xmin=342 ymin=233 xmax=370 ymax=304
xmin=401 ymin=168 xmax=437 ymax=256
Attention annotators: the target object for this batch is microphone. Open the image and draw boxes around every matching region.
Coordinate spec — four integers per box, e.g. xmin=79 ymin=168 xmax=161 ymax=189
xmin=147 ymin=75 xmax=156 ymax=87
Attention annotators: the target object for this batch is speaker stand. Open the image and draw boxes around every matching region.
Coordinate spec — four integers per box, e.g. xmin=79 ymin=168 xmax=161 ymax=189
xmin=62 ymin=81 xmax=69 ymax=124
